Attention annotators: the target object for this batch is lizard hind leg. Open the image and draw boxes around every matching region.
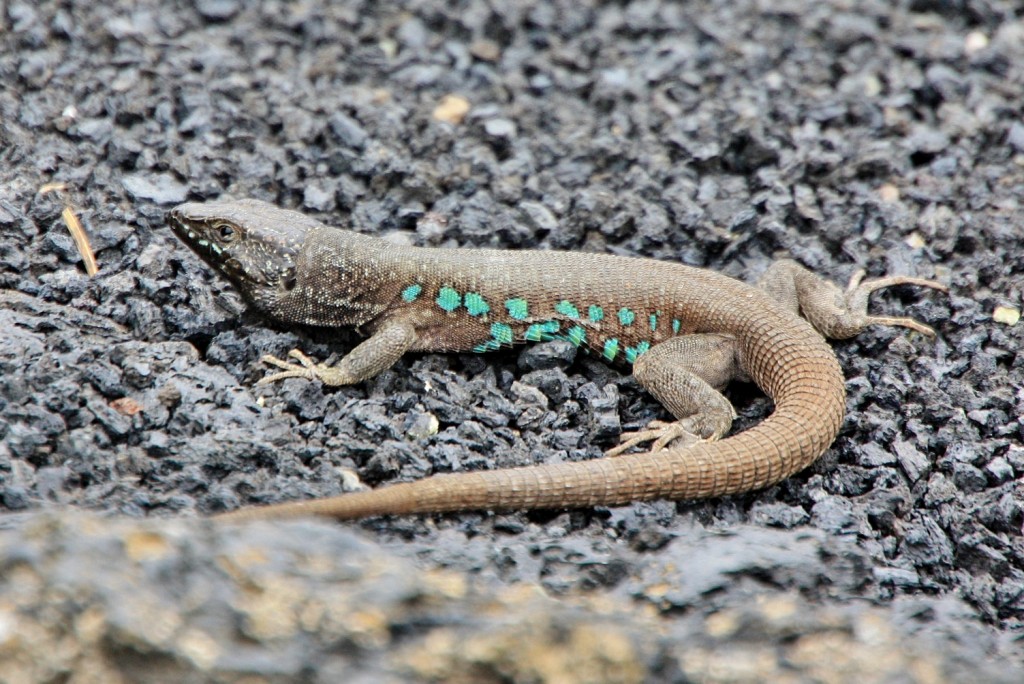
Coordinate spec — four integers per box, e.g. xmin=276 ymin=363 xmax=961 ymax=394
xmin=758 ymin=259 xmax=947 ymax=340
xmin=607 ymin=334 xmax=741 ymax=457
xmin=842 ymin=269 xmax=948 ymax=336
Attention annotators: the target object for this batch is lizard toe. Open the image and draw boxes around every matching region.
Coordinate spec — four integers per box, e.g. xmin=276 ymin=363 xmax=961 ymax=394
xmin=258 ymin=350 xmax=319 ymax=385
xmin=606 ymin=420 xmax=704 ymax=457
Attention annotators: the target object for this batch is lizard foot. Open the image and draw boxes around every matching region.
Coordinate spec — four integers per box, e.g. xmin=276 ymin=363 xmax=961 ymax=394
xmin=257 ymin=349 xmax=321 ymax=385
xmin=846 ymin=270 xmax=948 ymax=336
xmin=606 ymin=420 xmax=705 ymax=457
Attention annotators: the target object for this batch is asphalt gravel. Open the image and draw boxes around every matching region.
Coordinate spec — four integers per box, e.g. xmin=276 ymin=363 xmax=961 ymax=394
xmin=1 ymin=0 xmax=1022 ymax=680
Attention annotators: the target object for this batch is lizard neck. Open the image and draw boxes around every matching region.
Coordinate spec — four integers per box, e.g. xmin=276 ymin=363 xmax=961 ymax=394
xmin=262 ymin=225 xmax=398 ymax=328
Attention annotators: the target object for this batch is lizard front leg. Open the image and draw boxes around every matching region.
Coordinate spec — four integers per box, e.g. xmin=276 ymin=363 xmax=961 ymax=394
xmin=259 ymin=320 xmax=418 ymax=386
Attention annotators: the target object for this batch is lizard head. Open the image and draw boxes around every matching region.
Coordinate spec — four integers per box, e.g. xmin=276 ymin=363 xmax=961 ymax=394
xmin=169 ymin=198 xmax=388 ymax=328
xmin=168 ymin=199 xmax=310 ymax=310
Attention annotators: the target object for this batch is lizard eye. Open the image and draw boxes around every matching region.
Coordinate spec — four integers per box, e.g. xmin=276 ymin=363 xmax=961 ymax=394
xmin=281 ymin=272 xmax=297 ymax=291
xmin=215 ymin=223 xmax=237 ymax=242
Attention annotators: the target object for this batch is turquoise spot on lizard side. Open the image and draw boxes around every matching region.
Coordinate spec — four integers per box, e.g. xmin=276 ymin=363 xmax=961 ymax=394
xmin=436 ymin=286 xmax=462 ymax=312
xmin=588 ymin=305 xmax=604 ymax=323
xmin=505 ymin=298 xmax=529 ymax=320
xmin=475 ymin=321 xmax=514 ymax=352
xmin=672 ymin=319 xmax=681 ymax=334
xmin=490 ymin=322 xmax=514 ymax=345
xmin=525 ymin=320 xmax=560 ymax=341
xmin=618 ymin=308 xmax=635 ymax=326
xmin=649 ymin=313 xmax=658 ymax=332
xmin=401 ymin=284 xmax=422 ymax=302
xmin=603 ymin=338 xmax=620 ymax=361
xmin=625 ymin=340 xmax=652 ymax=363
xmin=565 ymin=325 xmax=586 ymax=346
xmin=554 ymin=300 xmax=579 ymax=318
xmin=464 ymin=292 xmax=490 ymax=316
xmin=473 ymin=339 xmax=501 ymax=353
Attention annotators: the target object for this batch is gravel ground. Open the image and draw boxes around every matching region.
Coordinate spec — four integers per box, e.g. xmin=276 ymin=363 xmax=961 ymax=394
xmin=1 ymin=0 xmax=1023 ymax=681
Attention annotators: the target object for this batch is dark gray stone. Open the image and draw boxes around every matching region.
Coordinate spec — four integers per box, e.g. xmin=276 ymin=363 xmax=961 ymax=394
xmin=1 ymin=0 xmax=1021 ymax=676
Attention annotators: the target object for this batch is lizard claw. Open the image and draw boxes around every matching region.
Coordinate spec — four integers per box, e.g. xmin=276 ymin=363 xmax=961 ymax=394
xmin=605 ymin=420 xmax=706 ymax=457
xmin=846 ymin=271 xmax=948 ymax=337
xmin=257 ymin=349 xmax=320 ymax=385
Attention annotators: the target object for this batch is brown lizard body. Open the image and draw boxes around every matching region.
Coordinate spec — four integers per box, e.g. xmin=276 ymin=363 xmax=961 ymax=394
xmin=167 ymin=199 xmax=946 ymax=521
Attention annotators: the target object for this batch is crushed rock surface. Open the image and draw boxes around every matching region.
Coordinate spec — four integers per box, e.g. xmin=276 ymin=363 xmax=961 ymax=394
xmin=1 ymin=0 xmax=1023 ymax=680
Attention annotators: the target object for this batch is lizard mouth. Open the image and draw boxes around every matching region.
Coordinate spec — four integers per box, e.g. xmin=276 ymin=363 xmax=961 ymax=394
xmin=166 ymin=207 xmax=189 ymax=240
xmin=167 ymin=206 xmax=218 ymax=251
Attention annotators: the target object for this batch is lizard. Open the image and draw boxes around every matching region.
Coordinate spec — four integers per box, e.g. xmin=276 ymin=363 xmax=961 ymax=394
xmin=167 ymin=198 xmax=946 ymax=522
